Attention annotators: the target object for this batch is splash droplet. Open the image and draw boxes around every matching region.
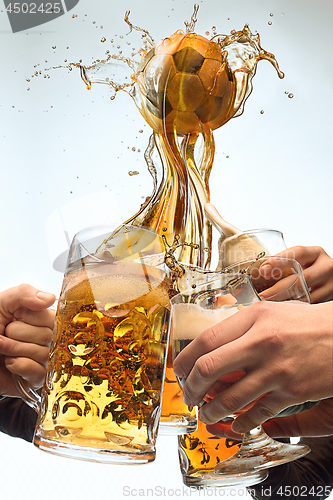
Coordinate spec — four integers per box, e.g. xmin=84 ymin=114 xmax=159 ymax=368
xmin=101 ymin=37 xmax=106 ymax=43
xmin=288 ymin=93 xmax=294 ymax=99
xmin=128 ymin=170 xmax=139 ymax=176
xmin=260 ymin=110 xmax=264 ymax=114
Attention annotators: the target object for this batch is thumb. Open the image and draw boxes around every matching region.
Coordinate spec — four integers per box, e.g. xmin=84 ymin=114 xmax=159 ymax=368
xmin=0 ymin=284 xmax=56 ymax=332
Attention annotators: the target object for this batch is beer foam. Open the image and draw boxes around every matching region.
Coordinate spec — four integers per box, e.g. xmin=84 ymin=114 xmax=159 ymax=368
xmin=172 ymin=303 xmax=238 ymax=341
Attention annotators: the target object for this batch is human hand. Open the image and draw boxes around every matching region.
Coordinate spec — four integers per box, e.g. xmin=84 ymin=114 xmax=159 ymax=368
xmin=206 ymin=397 xmax=333 ymax=439
xmin=173 ymin=300 xmax=333 ymax=434
xmin=0 ymin=284 xmax=56 ymax=397
xmin=261 ymin=246 xmax=333 ymax=303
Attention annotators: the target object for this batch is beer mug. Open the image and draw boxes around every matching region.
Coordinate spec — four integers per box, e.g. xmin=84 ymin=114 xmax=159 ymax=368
xmin=15 ymin=225 xmax=173 ymax=464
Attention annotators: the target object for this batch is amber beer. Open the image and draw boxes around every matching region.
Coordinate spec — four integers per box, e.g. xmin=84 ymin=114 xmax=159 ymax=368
xmin=160 ymin=346 xmax=197 ymax=434
xmin=34 ymin=259 xmax=171 ymax=464
xmin=178 ymin=420 xmax=240 ymax=486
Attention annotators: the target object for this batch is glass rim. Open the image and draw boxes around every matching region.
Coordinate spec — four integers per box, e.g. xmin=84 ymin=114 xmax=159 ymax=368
xmin=170 ymin=271 xmax=260 ymax=304
xmin=223 ymin=228 xmax=284 ymax=240
xmin=224 ymin=255 xmax=302 ymax=272
xmin=72 ymin=223 xmax=161 ymax=241
xmin=224 ymin=256 xmax=311 ymax=303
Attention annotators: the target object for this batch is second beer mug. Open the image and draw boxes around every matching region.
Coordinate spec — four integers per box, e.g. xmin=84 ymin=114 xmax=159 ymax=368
xmin=15 ymin=225 xmax=172 ymax=464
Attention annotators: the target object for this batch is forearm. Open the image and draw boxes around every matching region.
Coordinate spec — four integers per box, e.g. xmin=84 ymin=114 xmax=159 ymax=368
xmin=0 ymin=396 xmax=37 ymax=442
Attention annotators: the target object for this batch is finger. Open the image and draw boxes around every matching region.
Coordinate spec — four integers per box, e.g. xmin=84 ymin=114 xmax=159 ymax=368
xmin=5 ymin=357 xmax=47 ymax=388
xmin=0 ymin=335 xmax=49 ymax=365
xmin=5 ymin=322 xmax=52 ymax=347
xmin=310 ymin=282 xmax=333 ymax=303
xmin=302 ymin=263 xmax=333 ymax=293
xmin=259 ymin=274 xmax=299 ymax=300
xmin=12 ymin=307 xmax=56 ymax=329
xmin=230 ymin=391 xmax=298 ymax=434
xmin=197 ymin=371 xmax=272 ymax=425
xmin=173 ymin=304 xmax=256 ymax=382
xmin=274 ymin=246 xmax=323 ymax=267
xmin=206 ymin=422 xmax=242 ymax=441
xmin=0 ymin=284 xmax=55 ymax=316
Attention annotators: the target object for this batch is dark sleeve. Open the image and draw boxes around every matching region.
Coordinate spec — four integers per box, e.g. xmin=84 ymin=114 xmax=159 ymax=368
xmin=247 ymin=436 xmax=333 ymax=500
xmin=0 ymin=397 xmax=37 ymax=442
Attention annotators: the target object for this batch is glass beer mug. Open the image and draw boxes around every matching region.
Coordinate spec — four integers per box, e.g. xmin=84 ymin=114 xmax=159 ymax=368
xmin=15 ymin=225 xmax=173 ymax=464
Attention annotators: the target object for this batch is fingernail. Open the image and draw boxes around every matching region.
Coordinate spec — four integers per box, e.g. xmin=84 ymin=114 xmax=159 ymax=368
xmin=37 ymin=291 xmax=54 ymax=302
xmin=183 ymin=394 xmax=192 ymax=407
xmin=173 ymin=363 xmax=185 ymax=380
xmin=4 ymin=357 xmax=14 ymax=367
xmin=259 ymin=263 xmax=272 ymax=277
xmin=231 ymin=419 xmax=243 ymax=434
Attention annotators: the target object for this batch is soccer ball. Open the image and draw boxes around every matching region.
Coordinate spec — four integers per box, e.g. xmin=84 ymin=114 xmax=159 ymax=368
xmin=132 ymin=31 xmax=236 ymax=135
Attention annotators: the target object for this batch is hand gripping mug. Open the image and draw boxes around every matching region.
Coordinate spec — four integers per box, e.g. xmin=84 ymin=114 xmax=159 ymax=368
xmin=15 ymin=225 xmax=173 ymax=464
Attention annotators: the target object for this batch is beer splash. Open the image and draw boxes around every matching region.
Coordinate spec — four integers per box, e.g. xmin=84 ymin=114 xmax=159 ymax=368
xmin=79 ymin=5 xmax=284 ymax=269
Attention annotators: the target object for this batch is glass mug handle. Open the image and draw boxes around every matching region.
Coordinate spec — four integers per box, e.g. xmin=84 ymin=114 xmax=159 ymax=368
xmin=13 ymin=374 xmax=41 ymax=412
xmin=12 ymin=300 xmax=58 ymax=412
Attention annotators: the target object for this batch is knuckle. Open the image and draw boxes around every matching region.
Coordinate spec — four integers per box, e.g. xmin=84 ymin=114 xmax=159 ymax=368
xmin=290 ymin=245 xmax=307 ymax=260
xmin=255 ymin=404 xmax=278 ymax=420
xmin=40 ymin=347 xmax=51 ymax=366
xmin=219 ymin=392 xmax=242 ymax=414
xmin=38 ymin=327 xmax=53 ymax=347
xmin=326 ymin=256 xmax=333 ymax=274
xmin=17 ymin=283 xmax=33 ymax=297
xmin=250 ymin=300 xmax=273 ymax=320
xmin=200 ymin=326 xmax=221 ymax=351
xmin=194 ymin=353 xmax=217 ymax=380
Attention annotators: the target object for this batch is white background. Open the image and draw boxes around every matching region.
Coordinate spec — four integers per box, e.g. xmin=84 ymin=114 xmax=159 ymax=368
xmin=0 ymin=0 xmax=332 ymax=498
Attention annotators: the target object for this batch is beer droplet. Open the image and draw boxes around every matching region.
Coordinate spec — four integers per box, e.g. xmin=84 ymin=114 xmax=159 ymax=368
xmin=132 ymin=147 xmax=136 ymax=152
xmin=268 ymin=21 xmax=272 ymax=25
xmin=270 ymin=12 xmax=274 ymax=16
xmin=288 ymin=93 xmax=294 ymax=98
xmin=260 ymin=110 xmax=264 ymax=114
xmin=86 ymin=84 xmax=91 ymax=90
xmin=139 ymin=130 xmax=143 ymax=133
xmin=52 ymin=46 xmax=56 ymax=49
xmin=101 ymin=37 xmax=106 ymax=43
xmin=128 ymin=171 xmax=139 ymax=176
